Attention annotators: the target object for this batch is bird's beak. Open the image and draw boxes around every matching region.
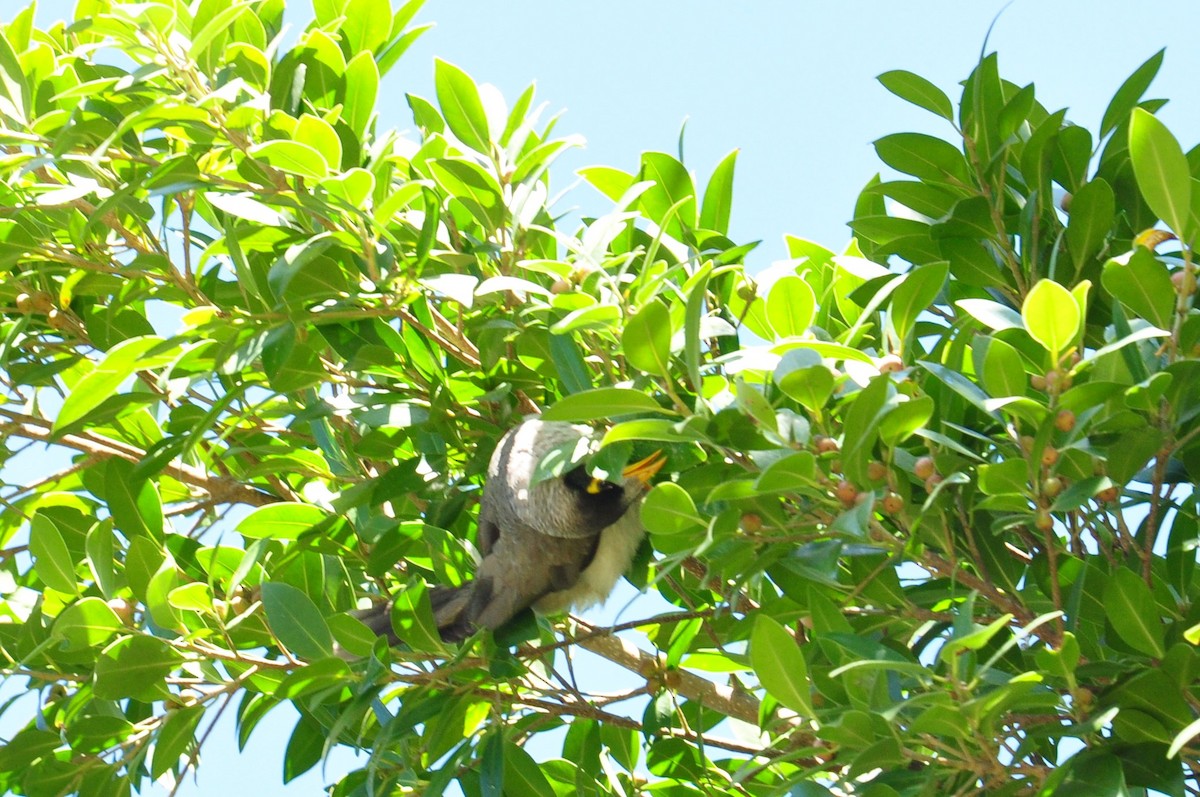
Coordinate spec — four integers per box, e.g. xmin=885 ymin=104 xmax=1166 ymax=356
xmin=621 ymin=450 xmax=667 ymax=487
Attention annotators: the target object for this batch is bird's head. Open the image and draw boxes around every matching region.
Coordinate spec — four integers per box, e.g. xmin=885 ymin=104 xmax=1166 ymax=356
xmin=486 ymin=420 xmax=667 ymax=539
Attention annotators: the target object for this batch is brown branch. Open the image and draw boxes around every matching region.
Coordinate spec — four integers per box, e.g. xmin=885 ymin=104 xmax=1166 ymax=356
xmin=0 ymin=409 xmax=277 ymax=507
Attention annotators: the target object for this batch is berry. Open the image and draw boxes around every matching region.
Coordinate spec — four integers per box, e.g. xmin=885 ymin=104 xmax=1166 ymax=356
xmin=1040 ymin=447 xmax=1059 ymax=468
xmin=1041 ymin=477 xmax=1064 ymax=498
xmin=878 ymin=354 xmax=904 ymax=374
xmin=1030 ymin=373 xmax=1047 ymax=391
xmin=835 ymin=480 xmax=858 ymax=507
xmin=924 ymin=474 xmax=943 ymax=492
xmin=914 ymin=456 xmax=937 ymax=481
xmin=1054 ymin=410 xmax=1076 ymax=433
xmin=882 ymin=492 xmax=904 ymax=514
xmin=15 ymin=293 xmax=33 ymax=313
xmin=866 ymin=460 xmax=888 ymax=482
xmin=550 ymin=278 xmax=572 ymax=294
xmin=1097 ymin=486 xmax=1120 ymax=503
xmin=47 ymin=308 xmax=69 ymax=330
xmin=107 ymin=598 xmax=136 ymax=625
xmin=740 ymin=513 xmax=763 ymax=533
xmin=1034 ymin=510 xmax=1054 ymax=532
xmin=814 ymin=436 xmax=840 ymax=454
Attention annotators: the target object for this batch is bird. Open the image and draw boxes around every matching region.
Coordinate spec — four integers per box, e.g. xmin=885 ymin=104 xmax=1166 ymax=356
xmin=354 ymin=419 xmax=666 ymax=644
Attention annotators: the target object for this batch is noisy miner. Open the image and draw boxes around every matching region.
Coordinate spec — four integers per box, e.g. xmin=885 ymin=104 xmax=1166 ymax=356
xmin=354 ymin=419 xmax=666 ymax=644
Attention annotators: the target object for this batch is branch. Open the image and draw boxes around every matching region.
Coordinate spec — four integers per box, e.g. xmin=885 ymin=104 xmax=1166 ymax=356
xmin=0 ymin=409 xmax=277 ymax=507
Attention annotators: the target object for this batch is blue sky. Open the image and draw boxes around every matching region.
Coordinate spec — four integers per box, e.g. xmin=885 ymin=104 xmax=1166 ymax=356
xmin=13 ymin=0 xmax=1200 ymax=794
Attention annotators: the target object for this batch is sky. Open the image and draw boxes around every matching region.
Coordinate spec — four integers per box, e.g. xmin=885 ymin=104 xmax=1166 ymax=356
xmin=11 ymin=0 xmax=1200 ymax=794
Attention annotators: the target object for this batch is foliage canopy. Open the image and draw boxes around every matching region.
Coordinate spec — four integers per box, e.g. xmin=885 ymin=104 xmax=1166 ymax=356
xmin=1 ymin=1 xmax=1199 ymax=795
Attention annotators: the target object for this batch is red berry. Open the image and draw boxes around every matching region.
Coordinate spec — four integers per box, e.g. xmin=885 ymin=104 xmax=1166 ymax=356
xmin=882 ymin=493 xmax=904 ymax=514
xmin=1054 ymin=410 xmax=1076 ymax=433
xmin=835 ymin=480 xmax=858 ymax=507
xmin=914 ymin=456 xmax=937 ymax=481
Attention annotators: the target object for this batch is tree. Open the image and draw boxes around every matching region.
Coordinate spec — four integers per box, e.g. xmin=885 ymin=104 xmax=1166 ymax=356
xmin=0 ymin=0 xmax=1198 ymax=794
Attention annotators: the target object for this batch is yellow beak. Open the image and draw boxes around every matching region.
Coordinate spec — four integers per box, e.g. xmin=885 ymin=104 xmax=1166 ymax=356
xmin=620 ymin=450 xmax=668 ymax=487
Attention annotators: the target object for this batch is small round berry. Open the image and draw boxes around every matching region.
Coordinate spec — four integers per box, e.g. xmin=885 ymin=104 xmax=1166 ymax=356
xmin=29 ymin=292 xmax=54 ymax=314
xmin=47 ymin=308 xmax=69 ymax=330
xmin=878 ymin=354 xmax=904 ymax=374
xmin=1040 ymin=447 xmax=1059 ymax=468
xmin=107 ymin=598 xmax=136 ymax=625
xmin=550 ymin=278 xmax=572 ymax=294
xmin=1054 ymin=410 xmax=1076 ymax=433
xmin=1097 ymin=486 xmax=1120 ymax=503
xmin=1034 ymin=510 xmax=1054 ymax=532
xmin=835 ymin=480 xmax=858 ymax=507
xmin=814 ymin=436 xmax=840 ymax=455
xmin=914 ymin=456 xmax=937 ymax=481
xmin=881 ymin=492 xmax=904 ymax=514
xmin=866 ymin=460 xmax=888 ymax=482
xmin=1030 ymin=373 xmax=1047 ymax=391
xmin=15 ymin=293 xmax=33 ymax=313
xmin=740 ymin=513 xmax=763 ymax=533
xmin=1019 ymin=435 xmax=1035 ymax=454
xmin=1041 ymin=477 xmax=1064 ymax=498
xmin=924 ymin=474 xmax=943 ymax=492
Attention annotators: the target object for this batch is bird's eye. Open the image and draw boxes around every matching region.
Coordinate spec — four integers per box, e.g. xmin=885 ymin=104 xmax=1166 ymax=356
xmin=586 ymin=477 xmax=618 ymax=495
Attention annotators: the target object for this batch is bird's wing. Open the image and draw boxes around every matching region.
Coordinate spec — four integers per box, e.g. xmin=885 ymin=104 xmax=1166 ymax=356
xmin=463 ymin=521 xmax=600 ymax=632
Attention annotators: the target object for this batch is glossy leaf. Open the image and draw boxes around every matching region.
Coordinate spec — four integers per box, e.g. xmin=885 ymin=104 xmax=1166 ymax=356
xmin=434 ymin=58 xmax=490 ymax=152
xmin=1022 ymin=279 xmax=1080 ymax=359
xmin=1129 ymin=108 xmax=1192 ymax=235
xmin=623 ymin=300 xmax=672 ymax=376
xmin=750 ymin=615 xmax=813 ymax=718
xmin=542 ymin=388 xmax=672 ymax=421
xmin=236 ymin=503 xmax=332 ymax=540
xmin=261 ymin=582 xmax=335 ymax=659
xmin=1104 ymin=568 xmax=1165 ymax=658
xmin=1101 ymin=248 xmax=1176 ymax=330
xmin=766 ymin=275 xmax=816 ymax=338
xmin=877 ymin=70 xmax=954 ymax=120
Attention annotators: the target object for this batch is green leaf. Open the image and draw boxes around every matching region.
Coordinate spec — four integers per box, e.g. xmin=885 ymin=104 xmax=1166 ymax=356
xmin=874 ymin=133 xmax=970 ymax=184
xmin=340 ymin=0 xmax=391 ymax=54
xmin=980 ymin=336 xmax=1027 ymax=399
xmin=840 ymin=376 xmax=891 ymax=486
xmin=283 ymin=713 xmax=323 ymax=783
xmin=777 ymin=365 xmax=835 ymax=414
xmin=502 ymin=741 xmax=555 ymax=797
xmin=877 ymin=70 xmax=953 ymax=120
xmin=1104 ymin=568 xmax=1165 ymax=658
xmin=1129 ymin=108 xmax=1192 ymax=235
xmin=390 ymin=582 xmax=444 ymax=653
xmin=189 ymin=1 xmax=252 ymax=60
xmin=700 ymin=149 xmax=738 ymax=234
xmin=878 ymin=395 xmax=934 ymax=447
xmin=756 ymin=451 xmax=816 ymax=492
xmin=1066 ymin=178 xmax=1115 ymax=271
xmin=1022 ymin=279 xmax=1080 ymax=359
xmin=1168 ymin=716 xmax=1200 ymax=760
xmin=1101 ymin=249 xmax=1176 ymax=330
xmin=247 ymin=140 xmax=329 ymax=180
xmin=641 ymin=483 xmax=702 ymax=536
xmin=939 ymin=614 xmax=1014 ymax=664
xmin=428 ymin=157 xmax=504 ymax=230
xmin=85 ymin=520 xmax=118 ymax=598
xmin=261 ymin=582 xmax=335 ymax=659
xmin=434 ymin=58 xmax=490 ymax=152
xmin=54 ymin=597 xmax=122 ymax=650
xmin=1101 ymin=49 xmax=1164 ymax=139
xmin=750 ymin=615 xmax=813 ymax=718
xmin=765 ymin=275 xmax=816 ymax=338
xmin=890 ymin=261 xmax=948 ymax=343
xmin=236 ymin=503 xmax=331 ymax=540
xmin=623 ymin=300 xmax=672 ymax=376
xmin=542 ymin=388 xmax=672 ymax=421
xmin=94 ymin=636 xmax=181 ymax=701
xmin=30 ymin=513 xmax=79 ymax=595
xmin=105 ymin=458 xmax=163 ymax=541
xmin=294 ymin=114 xmax=341 ymax=171
xmin=639 ymin=151 xmax=697 ymax=236
xmin=152 ymin=705 xmax=204 ymax=780
xmin=54 ymin=336 xmax=168 ymax=432
xmin=343 ymin=51 xmax=380 ymax=139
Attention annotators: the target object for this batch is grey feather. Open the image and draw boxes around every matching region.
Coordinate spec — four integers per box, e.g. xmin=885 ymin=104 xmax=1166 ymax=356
xmin=355 ymin=419 xmax=654 ymax=646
